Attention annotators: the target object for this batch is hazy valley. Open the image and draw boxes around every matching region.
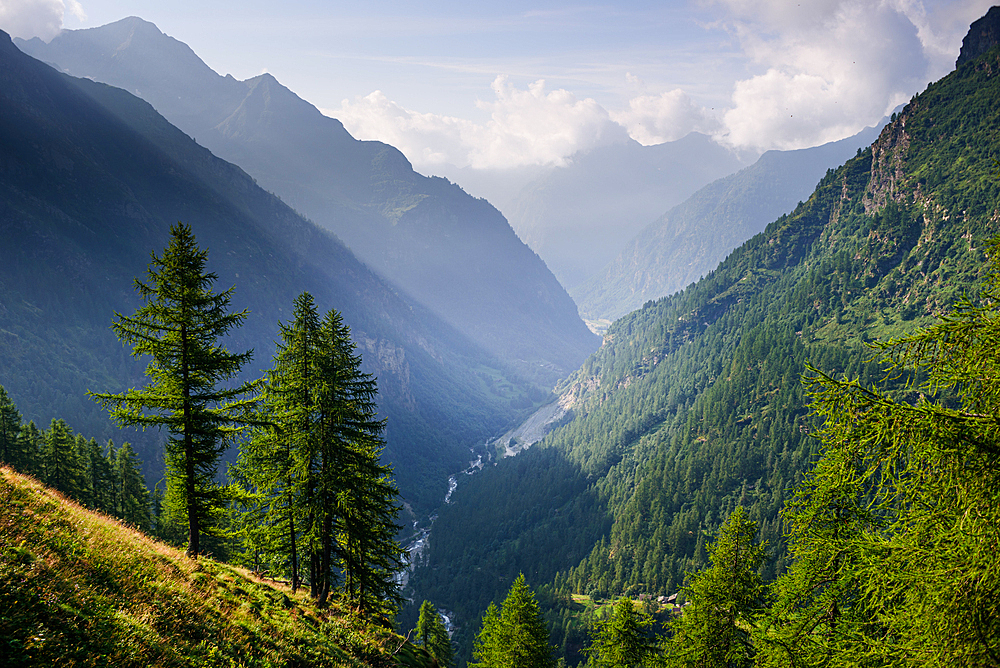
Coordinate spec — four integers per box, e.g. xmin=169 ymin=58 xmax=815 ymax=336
xmin=2 ymin=5 xmax=1000 ymax=668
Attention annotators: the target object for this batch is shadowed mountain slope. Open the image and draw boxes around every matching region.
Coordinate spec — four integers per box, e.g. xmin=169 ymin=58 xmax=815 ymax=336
xmin=17 ymin=18 xmax=599 ymax=383
xmin=0 ymin=29 xmax=538 ymax=511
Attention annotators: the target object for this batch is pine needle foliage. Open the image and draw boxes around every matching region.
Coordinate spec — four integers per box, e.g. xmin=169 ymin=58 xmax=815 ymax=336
xmin=235 ymin=293 xmax=404 ymax=613
xmin=757 ymin=240 xmax=1000 ymax=667
xmin=471 ymin=573 xmax=556 ymax=668
xmin=584 ymin=596 xmax=658 ymax=668
xmin=416 ymin=599 xmax=454 ymax=667
xmin=662 ymin=506 xmax=767 ymax=668
xmin=90 ymin=222 xmax=258 ymax=558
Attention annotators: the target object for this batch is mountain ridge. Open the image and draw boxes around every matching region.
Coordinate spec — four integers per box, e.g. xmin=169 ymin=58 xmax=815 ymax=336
xmin=16 ymin=18 xmax=599 ymax=383
xmin=0 ymin=28 xmax=536 ymax=512
xmin=572 ymin=121 xmax=888 ymax=322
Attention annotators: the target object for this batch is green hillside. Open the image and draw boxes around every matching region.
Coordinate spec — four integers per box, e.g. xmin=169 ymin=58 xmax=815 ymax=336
xmin=0 ymin=467 xmax=435 ymax=667
xmin=409 ymin=38 xmax=1000 ymax=666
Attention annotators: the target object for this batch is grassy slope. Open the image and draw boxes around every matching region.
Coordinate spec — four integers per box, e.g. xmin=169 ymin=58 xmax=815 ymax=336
xmin=0 ymin=467 xmax=433 ymax=668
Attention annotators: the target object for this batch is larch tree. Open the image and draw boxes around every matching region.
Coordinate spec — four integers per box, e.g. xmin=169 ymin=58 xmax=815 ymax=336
xmin=416 ymin=599 xmax=454 ymax=667
xmin=311 ymin=306 xmax=403 ymax=611
xmin=471 ymin=573 xmax=556 ymax=668
xmin=663 ymin=506 xmax=767 ymax=668
xmin=236 ymin=291 xmax=323 ymax=591
xmin=91 ymin=222 xmax=258 ymax=558
xmin=758 ymin=240 xmax=1000 ymax=667
xmin=235 ymin=294 xmax=403 ymax=612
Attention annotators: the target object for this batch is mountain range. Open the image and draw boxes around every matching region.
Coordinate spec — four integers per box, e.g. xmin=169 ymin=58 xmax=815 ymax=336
xmin=17 ymin=17 xmax=599 ymax=384
xmin=0 ymin=28 xmax=544 ymax=512
xmin=476 ymin=133 xmax=753 ymax=291
xmin=573 ymin=121 xmax=888 ymax=322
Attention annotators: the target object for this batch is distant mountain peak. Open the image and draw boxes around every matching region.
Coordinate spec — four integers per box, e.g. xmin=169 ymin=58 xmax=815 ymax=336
xmin=957 ymin=5 xmax=1000 ymax=67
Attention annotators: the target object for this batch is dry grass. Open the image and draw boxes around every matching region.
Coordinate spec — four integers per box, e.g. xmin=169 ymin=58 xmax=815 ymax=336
xmin=0 ymin=467 xmax=432 ymax=668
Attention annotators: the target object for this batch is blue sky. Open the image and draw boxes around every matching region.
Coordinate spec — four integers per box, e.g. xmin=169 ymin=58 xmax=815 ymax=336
xmin=1 ymin=0 xmax=993 ymax=169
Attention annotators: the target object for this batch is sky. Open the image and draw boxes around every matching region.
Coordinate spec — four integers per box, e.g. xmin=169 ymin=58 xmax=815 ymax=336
xmin=0 ymin=0 xmax=994 ymax=171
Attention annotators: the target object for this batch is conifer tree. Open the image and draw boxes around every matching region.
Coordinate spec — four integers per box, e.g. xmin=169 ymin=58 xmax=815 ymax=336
xmin=471 ymin=573 xmax=556 ymax=668
xmin=19 ymin=421 xmax=43 ymax=478
xmin=77 ymin=435 xmax=114 ymax=512
xmin=758 ymin=241 xmax=1000 ymax=666
xmin=416 ymin=600 xmax=454 ymax=667
xmin=311 ymin=307 xmax=403 ymax=611
xmin=91 ymin=222 xmax=258 ymax=557
xmin=585 ymin=597 xmax=658 ymax=668
xmin=236 ymin=292 xmax=323 ymax=591
xmin=43 ymin=418 xmax=84 ymax=499
xmin=663 ymin=506 xmax=767 ymax=668
xmin=0 ymin=385 xmax=23 ymax=469
xmin=235 ymin=294 xmax=403 ymax=610
xmin=113 ymin=441 xmax=152 ymax=529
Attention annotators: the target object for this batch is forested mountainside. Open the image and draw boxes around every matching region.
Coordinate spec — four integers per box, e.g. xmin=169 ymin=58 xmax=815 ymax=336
xmin=409 ymin=36 xmax=1000 ymax=666
xmin=573 ymin=122 xmax=886 ymax=322
xmin=17 ymin=18 xmax=599 ymax=383
xmin=0 ymin=30 xmax=539 ymax=512
xmin=496 ymin=133 xmax=750 ymax=290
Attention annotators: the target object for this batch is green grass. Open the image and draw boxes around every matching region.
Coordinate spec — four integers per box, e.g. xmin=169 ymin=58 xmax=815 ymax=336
xmin=0 ymin=467 xmax=434 ymax=668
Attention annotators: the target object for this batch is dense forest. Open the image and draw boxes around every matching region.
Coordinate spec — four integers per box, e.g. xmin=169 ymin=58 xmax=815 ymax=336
xmin=409 ymin=35 xmax=1000 ymax=667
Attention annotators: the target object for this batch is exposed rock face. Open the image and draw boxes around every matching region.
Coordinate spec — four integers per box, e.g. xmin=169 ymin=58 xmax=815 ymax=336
xmin=957 ymin=5 xmax=1000 ymax=67
xmin=863 ymin=115 xmax=911 ymax=215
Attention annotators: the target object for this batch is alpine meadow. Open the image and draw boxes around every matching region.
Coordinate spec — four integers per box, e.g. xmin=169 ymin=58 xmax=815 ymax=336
xmin=2 ymin=4 xmax=1000 ymax=668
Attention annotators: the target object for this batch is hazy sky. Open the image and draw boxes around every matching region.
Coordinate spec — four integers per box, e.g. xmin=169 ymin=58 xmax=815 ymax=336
xmin=0 ymin=0 xmax=993 ymax=170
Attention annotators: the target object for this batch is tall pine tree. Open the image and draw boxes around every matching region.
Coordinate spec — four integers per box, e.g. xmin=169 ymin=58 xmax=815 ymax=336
xmin=585 ymin=597 xmax=658 ymax=668
xmin=471 ymin=574 xmax=556 ymax=668
xmin=416 ymin=599 xmax=454 ymax=667
xmin=235 ymin=293 xmax=403 ymax=611
xmin=113 ymin=441 xmax=152 ymax=529
xmin=310 ymin=307 xmax=403 ymax=611
xmin=236 ymin=292 xmax=323 ymax=591
xmin=91 ymin=223 xmax=257 ymax=558
xmin=663 ymin=506 xmax=767 ymax=668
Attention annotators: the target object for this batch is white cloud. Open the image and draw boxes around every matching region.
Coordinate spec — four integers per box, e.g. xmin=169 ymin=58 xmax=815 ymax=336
xmin=328 ymin=0 xmax=994 ymax=167
xmin=708 ymin=0 xmax=995 ymax=151
xmin=334 ymin=75 xmax=627 ymax=170
xmin=611 ymin=89 xmax=721 ymax=145
xmin=331 ymin=90 xmax=479 ymax=168
xmin=0 ymin=0 xmax=85 ymax=41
